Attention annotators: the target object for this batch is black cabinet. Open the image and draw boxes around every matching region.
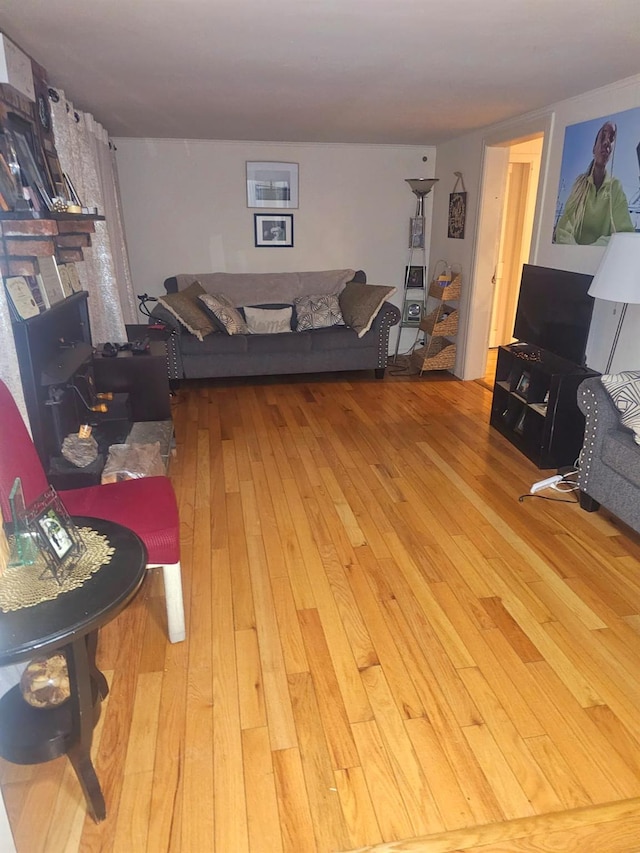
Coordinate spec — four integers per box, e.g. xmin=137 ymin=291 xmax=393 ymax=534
xmin=93 ymin=341 xmax=171 ymax=422
xmin=490 ymin=343 xmax=597 ymax=469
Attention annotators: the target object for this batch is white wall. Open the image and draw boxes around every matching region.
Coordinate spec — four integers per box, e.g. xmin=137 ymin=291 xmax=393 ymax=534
xmin=114 ymin=138 xmax=436 ymax=351
xmin=431 ymin=74 xmax=640 ymax=378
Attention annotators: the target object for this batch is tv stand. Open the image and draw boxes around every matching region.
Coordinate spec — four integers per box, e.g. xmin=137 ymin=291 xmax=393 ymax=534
xmin=490 ymin=343 xmax=598 ymax=469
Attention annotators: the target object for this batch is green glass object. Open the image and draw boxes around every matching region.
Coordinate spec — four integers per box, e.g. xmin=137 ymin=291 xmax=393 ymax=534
xmin=8 ymin=478 xmax=38 ymax=566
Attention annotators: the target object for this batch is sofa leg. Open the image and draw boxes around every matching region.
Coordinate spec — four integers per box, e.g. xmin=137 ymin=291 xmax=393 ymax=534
xmin=375 ymin=368 xmax=386 ymax=379
xmin=579 ymin=491 xmax=600 ymax=513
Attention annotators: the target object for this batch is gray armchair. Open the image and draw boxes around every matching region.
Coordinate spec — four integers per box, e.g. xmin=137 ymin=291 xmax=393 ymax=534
xmin=577 ymin=375 xmax=640 ymax=533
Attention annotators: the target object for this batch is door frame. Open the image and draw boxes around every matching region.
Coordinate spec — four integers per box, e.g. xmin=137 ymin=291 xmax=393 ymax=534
xmin=461 ymin=113 xmax=554 ymax=379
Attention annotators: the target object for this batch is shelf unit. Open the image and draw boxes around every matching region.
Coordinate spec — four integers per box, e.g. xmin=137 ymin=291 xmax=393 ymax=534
xmin=411 ymin=272 xmax=461 ymax=373
xmin=490 ymin=343 xmax=597 ymax=469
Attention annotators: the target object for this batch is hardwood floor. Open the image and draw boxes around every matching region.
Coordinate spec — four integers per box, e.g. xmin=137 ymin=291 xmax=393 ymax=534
xmin=2 ymin=371 xmax=640 ymax=852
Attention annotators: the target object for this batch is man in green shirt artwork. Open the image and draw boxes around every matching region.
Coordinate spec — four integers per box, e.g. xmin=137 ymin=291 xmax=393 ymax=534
xmin=554 ymin=121 xmax=634 ymax=246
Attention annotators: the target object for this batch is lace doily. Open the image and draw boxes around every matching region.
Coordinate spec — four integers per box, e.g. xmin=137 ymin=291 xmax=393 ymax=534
xmin=0 ymin=528 xmax=114 ymax=612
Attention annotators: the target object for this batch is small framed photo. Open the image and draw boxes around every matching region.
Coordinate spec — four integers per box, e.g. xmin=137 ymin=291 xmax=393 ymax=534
xmin=516 ymin=371 xmax=530 ymax=396
xmin=254 ymin=213 xmax=294 ymax=247
xmin=24 ymin=486 xmax=85 ymax=582
xmin=247 ymin=161 xmax=298 ymax=208
xmin=405 ymin=266 xmax=424 ymax=288
xmin=409 ymin=216 xmax=425 ymax=248
xmin=514 ymin=409 xmax=526 ymax=435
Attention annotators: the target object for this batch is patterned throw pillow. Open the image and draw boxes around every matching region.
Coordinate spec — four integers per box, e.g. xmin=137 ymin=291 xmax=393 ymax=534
xmin=600 ymin=371 xmax=640 ymax=445
xmin=244 ymin=306 xmax=292 ymax=334
xmin=339 ymin=282 xmax=396 ymax=338
xmin=199 ymin=293 xmax=249 ymax=335
xmin=157 ymin=281 xmax=216 ymax=341
xmin=293 ymin=293 xmax=343 ymax=331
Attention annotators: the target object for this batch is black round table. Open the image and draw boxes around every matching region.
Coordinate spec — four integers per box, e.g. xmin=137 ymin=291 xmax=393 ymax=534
xmin=0 ymin=517 xmax=147 ymax=822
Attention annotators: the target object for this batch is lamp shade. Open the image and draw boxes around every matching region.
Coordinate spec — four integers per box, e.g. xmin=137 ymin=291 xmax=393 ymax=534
xmin=587 ymin=232 xmax=640 ymax=304
xmin=405 ymin=178 xmax=438 ymax=197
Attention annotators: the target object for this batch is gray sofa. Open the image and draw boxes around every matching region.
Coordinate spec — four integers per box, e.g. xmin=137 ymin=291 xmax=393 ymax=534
xmin=577 ymin=375 xmax=640 ymax=533
xmin=151 ymin=269 xmax=400 ymax=381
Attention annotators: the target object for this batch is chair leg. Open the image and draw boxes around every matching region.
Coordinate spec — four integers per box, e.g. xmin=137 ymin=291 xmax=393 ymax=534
xmin=161 ymin=561 xmax=186 ymax=643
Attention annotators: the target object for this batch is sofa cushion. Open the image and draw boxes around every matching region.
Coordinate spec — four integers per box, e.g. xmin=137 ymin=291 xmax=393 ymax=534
xmin=244 ymin=306 xmax=293 ymax=334
xmin=157 ymin=281 xmax=216 ymax=341
xmin=339 ymin=282 xmax=397 ymax=338
xmin=601 ymin=371 xmax=640 ymax=445
xmin=309 ymin=325 xmax=363 ymax=351
xmin=179 ymin=329 xmax=249 ymax=356
xmin=189 ymin=269 xmax=356 ymax=306
xmin=294 ymin=293 xmax=343 ymax=331
xmin=199 ymin=293 xmax=249 ymax=335
xmin=246 ymin=331 xmax=312 ymax=354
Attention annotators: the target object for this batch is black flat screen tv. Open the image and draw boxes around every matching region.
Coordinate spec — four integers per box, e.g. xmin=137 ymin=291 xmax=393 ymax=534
xmin=513 ymin=264 xmax=595 ymax=366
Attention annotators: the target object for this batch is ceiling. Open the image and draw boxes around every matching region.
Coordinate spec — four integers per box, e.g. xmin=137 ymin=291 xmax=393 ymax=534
xmin=0 ymin=0 xmax=638 ymax=145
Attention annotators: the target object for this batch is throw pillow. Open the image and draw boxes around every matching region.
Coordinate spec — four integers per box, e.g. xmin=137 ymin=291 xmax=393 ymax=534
xmin=601 ymin=371 xmax=640 ymax=445
xmin=243 ymin=306 xmax=292 ymax=334
xmin=339 ymin=282 xmax=397 ymax=338
xmin=294 ymin=293 xmax=343 ymax=331
xmin=157 ymin=281 xmax=216 ymax=341
xmin=199 ymin=292 xmax=249 ymax=335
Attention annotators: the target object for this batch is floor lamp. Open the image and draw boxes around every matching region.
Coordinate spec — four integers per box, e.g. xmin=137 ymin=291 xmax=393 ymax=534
xmin=587 ymin=232 xmax=640 ymax=374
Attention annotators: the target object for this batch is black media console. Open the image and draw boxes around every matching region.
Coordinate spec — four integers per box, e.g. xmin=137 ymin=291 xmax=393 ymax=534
xmin=490 ymin=343 xmax=598 ymax=470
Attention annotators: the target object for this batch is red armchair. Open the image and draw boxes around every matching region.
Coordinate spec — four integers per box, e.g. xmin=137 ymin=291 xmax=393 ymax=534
xmin=0 ymin=380 xmax=185 ymax=643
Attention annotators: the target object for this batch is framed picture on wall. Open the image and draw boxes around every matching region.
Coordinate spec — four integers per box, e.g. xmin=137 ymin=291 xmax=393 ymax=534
xmin=254 ymin=213 xmax=294 ymax=247
xmin=247 ymin=162 xmax=298 ymax=208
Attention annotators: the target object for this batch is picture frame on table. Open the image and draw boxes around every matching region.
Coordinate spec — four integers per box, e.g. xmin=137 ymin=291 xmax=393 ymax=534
xmin=405 ymin=266 xmax=424 ymax=288
xmin=0 ymin=151 xmax=20 ymax=211
xmin=24 ymin=486 xmax=85 ymax=582
xmin=3 ymin=275 xmax=41 ymax=319
xmin=515 ymin=371 xmax=531 ymax=397
xmin=254 ymin=213 xmax=294 ymax=247
xmin=247 ymin=161 xmax=298 ymax=208
xmin=7 ymin=126 xmax=52 ymax=211
xmin=514 ymin=409 xmax=526 ymax=435
xmin=38 ymin=255 xmax=68 ymax=304
xmin=409 ymin=216 xmax=425 ymax=248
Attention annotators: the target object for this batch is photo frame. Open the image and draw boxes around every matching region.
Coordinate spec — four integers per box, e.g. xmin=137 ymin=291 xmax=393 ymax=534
xmin=409 ymin=216 xmax=424 ymax=248
xmin=247 ymin=161 xmax=298 ymax=208
xmin=3 ymin=275 xmax=41 ymax=319
xmin=514 ymin=409 xmax=526 ymax=435
xmin=24 ymin=486 xmax=85 ymax=582
xmin=6 ymin=122 xmax=52 ymax=210
xmin=515 ymin=371 xmax=530 ymax=396
xmin=405 ymin=266 xmax=424 ymax=288
xmin=254 ymin=213 xmax=294 ymax=247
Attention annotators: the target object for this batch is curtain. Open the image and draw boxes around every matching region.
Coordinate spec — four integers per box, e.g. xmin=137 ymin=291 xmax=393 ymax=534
xmin=49 ymin=90 xmax=137 ymax=343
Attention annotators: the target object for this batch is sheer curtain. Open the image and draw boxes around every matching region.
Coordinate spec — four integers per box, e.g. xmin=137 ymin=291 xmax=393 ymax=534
xmin=49 ymin=90 xmax=137 ymax=343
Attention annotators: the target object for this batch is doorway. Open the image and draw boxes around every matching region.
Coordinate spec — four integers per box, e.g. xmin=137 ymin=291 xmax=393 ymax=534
xmin=462 ymin=117 xmax=550 ymax=384
xmin=489 ymin=138 xmax=543 ymax=346
xmin=481 ymin=136 xmax=543 ymax=387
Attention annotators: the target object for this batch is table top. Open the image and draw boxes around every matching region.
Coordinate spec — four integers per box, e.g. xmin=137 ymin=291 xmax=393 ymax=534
xmin=0 ymin=517 xmax=147 ymax=665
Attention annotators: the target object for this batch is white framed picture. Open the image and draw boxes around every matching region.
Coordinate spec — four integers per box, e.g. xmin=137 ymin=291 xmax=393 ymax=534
xmin=246 ymin=161 xmax=298 ymax=208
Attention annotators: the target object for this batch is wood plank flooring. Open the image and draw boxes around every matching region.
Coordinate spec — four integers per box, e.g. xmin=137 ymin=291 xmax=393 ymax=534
xmin=2 ymin=370 xmax=640 ymax=852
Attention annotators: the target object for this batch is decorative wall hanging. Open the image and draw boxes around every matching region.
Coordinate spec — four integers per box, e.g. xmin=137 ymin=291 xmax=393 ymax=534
xmin=254 ymin=213 xmax=294 ymax=247
xmin=246 ymin=161 xmax=299 ymax=208
xmin=447 ymin=172 xmax=467 ymax=239
xmin=553 ymin=106 xmax=640 ymax=245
